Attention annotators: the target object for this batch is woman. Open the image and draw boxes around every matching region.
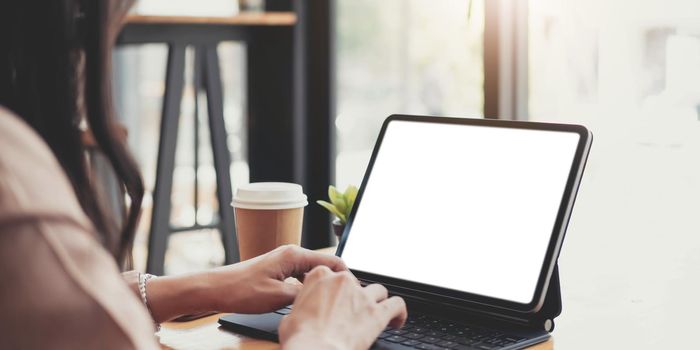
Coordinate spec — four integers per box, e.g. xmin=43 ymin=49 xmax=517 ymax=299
xmin=0 ymin=1 xmax=407 ymax=349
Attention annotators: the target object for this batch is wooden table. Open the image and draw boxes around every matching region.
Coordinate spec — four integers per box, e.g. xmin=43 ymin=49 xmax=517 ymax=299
xmin=157 ymin=314 xmax=553 ymax=350
xmin=156 ymin=249 xmax=554 ymax=349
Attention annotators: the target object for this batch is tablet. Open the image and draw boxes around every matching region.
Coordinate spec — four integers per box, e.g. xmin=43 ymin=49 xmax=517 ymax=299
xmin=336 ymin=115 xmax=592 ymax=313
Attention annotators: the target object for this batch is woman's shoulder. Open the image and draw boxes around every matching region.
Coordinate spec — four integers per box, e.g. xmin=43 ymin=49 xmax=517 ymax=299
xmin=0 ymin=106 xmax=59 ymax=168
xmin=0 ymin=106 xmax=91 ymax=229
xmin=0 ymin=107 xmax=160 ymax=349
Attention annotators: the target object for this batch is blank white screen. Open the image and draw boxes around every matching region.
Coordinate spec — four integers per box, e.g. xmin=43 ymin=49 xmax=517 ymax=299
xmin=342 ymin=120 xmax=580 ymax=304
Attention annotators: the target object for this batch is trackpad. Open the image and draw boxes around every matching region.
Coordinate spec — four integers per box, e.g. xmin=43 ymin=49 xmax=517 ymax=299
xmin=218 ymin=312 xmax=284 ymax=341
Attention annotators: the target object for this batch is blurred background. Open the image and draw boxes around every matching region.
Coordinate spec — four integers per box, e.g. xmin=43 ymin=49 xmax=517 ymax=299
xmin=114 ymin=1 xmax=699 ymax=347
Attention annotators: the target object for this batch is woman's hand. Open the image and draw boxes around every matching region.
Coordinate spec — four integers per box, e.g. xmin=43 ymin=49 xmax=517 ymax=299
xmin=279 ymin=266 xmax=408 ymax=350
xmin=205 ymin=245 xmax=347 ymax=314
xmin=146 ymin=245 xmax=347 ymax=322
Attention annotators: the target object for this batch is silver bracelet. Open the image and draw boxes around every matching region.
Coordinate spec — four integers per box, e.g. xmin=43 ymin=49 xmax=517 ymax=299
xmin=138 ymin=273 xmax=161 ymax=332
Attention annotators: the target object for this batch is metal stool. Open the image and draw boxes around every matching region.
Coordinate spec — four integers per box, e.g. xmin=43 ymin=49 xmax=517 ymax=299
xmin=147 ymin=44 xmax=239 ymax=275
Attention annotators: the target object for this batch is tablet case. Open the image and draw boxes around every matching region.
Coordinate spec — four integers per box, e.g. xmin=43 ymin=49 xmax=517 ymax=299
xmin=384 ymin=262 xmax=563 ymax=333
xmin=440 ymin=262 xmax=562 ymax=332
xmin=530 ymin=263 xmax=562 ymax=332
xmin=464 ymin=262 xmax=563 ymax=332
xmin=219 ymin=266 xmax=564 ymax=339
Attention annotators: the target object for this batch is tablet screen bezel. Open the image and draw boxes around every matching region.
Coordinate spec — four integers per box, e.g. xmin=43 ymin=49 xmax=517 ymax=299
xmin=335 ymin=114 xmax=592 ymax=314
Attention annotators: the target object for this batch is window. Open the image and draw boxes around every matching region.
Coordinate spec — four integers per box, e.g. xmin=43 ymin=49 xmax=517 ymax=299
xmin=335 ymin=0 xmax=485 ymax=188
xmin=529 ymin=1 xmax=700 ymax=347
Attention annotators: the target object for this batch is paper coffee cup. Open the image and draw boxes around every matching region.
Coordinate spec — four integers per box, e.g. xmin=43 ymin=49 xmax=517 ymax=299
xmin=231 ymin=183 xmax=308 ymax=260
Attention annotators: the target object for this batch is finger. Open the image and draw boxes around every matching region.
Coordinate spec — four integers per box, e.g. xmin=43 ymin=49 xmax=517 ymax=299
xmin=302 ymin=265 xmax=334 ymax=284
xmin=299 ymin=250 xmax=347 ymax=273
xmin=279 ymin=280 xmax=303 ymax=301
xmin=364 ymin=283 xmax=389 ymax=302
xmin=262 ymin=281 xmax=303 ymax=312
xmin=335 ymin=270 xmax=361 ymax=287
xmin=378 ymin=296 xmax=408 ymax=329
xmin=280 ymin=247 xmax=348 ymax=280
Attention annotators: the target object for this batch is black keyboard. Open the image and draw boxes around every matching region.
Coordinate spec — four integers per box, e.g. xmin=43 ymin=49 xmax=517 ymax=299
xmin=375 ymin=313 xmax=529 ymax=350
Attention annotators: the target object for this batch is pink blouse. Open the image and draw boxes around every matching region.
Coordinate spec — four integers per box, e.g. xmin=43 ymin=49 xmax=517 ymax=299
xmin=0 ymin=107 xmax=159 ymax=349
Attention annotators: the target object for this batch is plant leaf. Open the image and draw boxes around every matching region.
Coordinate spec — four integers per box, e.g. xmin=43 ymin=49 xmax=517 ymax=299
xmin=316 ymin=200 xmax=347 ymax=223
xmin=343 ymin=185 xmax=359 ymax=215
xmin=328 ymin=186 xmax=347 ymax=214
xmin=327 ymin=185 xmax=338 ymax=200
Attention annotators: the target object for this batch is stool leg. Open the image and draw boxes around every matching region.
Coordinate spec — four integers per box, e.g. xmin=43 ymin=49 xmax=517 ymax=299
xmin=202 ymin=45 xmax=240 ymax=264
xmin=193 ymin=47 xmax=202 ymax=229
xmin=147 ymin=44 xmax=187 ymax=275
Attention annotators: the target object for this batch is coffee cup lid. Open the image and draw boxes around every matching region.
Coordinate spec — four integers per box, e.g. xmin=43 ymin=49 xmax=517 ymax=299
xmin=231 ymin=182 xmax=308 ymax=210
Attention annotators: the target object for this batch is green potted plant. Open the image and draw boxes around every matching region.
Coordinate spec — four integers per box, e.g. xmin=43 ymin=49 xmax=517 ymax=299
xmin=317 ymin=185 xmax=358 ymax=240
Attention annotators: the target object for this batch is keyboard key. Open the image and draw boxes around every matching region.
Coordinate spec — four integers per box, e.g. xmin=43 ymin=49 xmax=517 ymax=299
xmin=404 ymin=332 xmax=424 ymax=340
xmin=402 ymin=339 xmax=422 ymax=347
xmin=426 ymin=331 xmax=446 ymax=338
xmin=421 ymin=336 xmax=440 ymax=344
xmin=455 ymin=337 xmax=479 ymax=346
xmin=475 ymin=344 xmax=498 ymax=350
xmin=425 ymin=320 xmax=441 ymax=329
xmin=385 ymin=335 xmax=407 ymax=343
xmin=416 ymin=344 xmax=441 ymax=350
xmin=437 ymin=340 xmax=459 ymax=348
xmin=481 ymin=337 xmax=501 ymax=345
xmin=378 ymin=332 xmax=391 ymax=339
xmin=388 ymin=329 xmax=408 ymax=336
xmin=441 ymin=335 xmax=457 ymax=341
xmin=453 ymin=346 xmax=481 ymax=350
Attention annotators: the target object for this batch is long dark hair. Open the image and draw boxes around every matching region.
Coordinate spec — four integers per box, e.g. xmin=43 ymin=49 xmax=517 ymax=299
xmin=0 ymin=0 xmax=143 ymax=265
